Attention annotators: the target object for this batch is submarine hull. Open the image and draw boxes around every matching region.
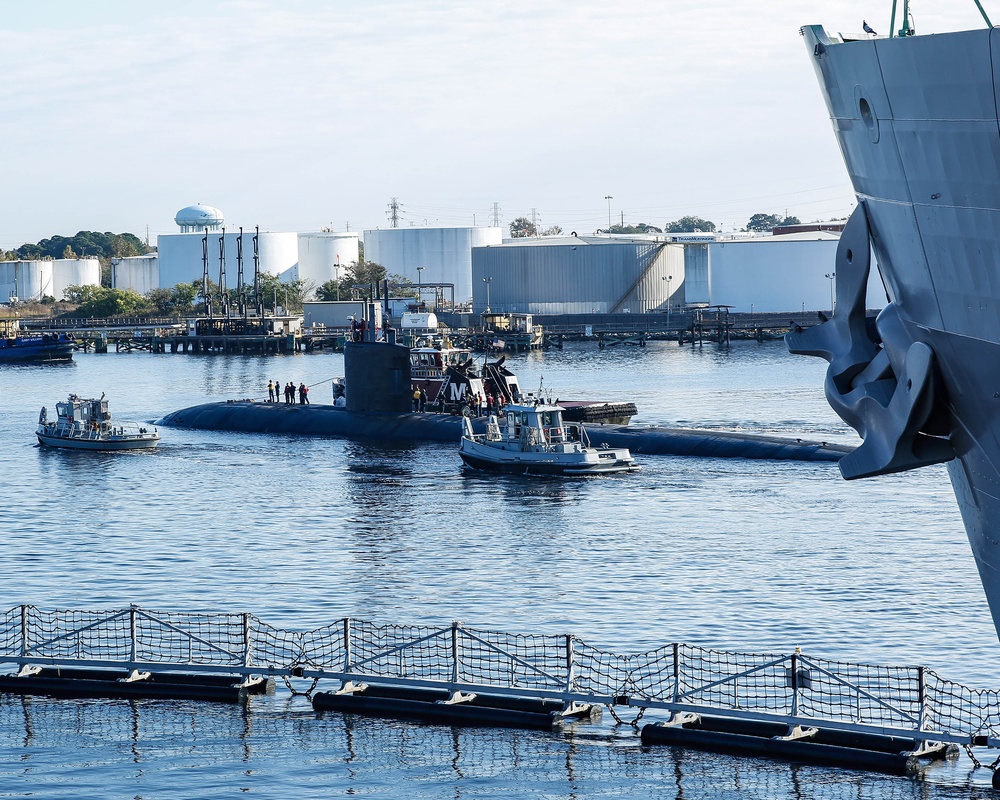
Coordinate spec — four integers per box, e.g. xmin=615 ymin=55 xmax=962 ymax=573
xmin=158 ymin=401 xmax=850 ymax=462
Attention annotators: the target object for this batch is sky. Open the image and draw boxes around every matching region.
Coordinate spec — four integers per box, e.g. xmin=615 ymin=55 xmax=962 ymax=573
xmin=0 ymin=1 xmax=993 ymax=248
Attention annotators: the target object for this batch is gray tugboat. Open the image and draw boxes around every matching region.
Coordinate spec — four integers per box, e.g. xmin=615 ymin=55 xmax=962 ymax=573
xmin=37 ymin=394 xmax=160 ymax=450
xmin=459 ymin=399 xmax=639 ymax=475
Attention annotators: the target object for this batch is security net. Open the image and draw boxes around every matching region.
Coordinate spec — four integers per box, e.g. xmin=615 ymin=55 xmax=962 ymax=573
xmin=3 ymin=605 xmax=1000 ymax=741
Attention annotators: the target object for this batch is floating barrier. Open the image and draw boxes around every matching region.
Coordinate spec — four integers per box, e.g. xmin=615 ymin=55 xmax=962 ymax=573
xmin=158 ymin=401 xmax=851 ymax=463
xmin=3 ymin=605 xmax=996 ymax=781
xmin=0 ymin=666 xmax=270 ymax=703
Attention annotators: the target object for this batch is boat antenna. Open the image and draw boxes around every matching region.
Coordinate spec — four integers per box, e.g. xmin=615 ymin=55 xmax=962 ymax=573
xmin=973 ymin=0 xmax=993 ymax=27
xmin=890 ymin=0 xmax=915 ymax=37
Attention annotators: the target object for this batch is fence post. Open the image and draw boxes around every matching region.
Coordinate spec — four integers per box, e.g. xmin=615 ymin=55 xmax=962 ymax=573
xmin=918 ymin=665 xmax=927 ymax=731
xmin=242 ymin=613 xmax=251 ymax=668
xmin=790 ymin=651 xmax=799 ymax=716
xmin=672 ymin=643 xmax=680 ymax=703
xmin=343 ymin=618 xmax=351 ymax=672
xmin=20 ymin=604 xmax=28 ymax=660
xmin=565 ymin=635 xmax=575 ymax=695
xmin=129 ymin=605 xmax=138 ymax=664
xmin=451 ymin=622 xmax=460 ymax=684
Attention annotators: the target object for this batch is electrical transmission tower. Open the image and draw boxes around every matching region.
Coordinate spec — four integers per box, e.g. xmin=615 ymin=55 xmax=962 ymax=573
xmin=491 ymin=202 xmax=501 ymax=227
xmin=387 ymin=197 xmax=402 ymax=228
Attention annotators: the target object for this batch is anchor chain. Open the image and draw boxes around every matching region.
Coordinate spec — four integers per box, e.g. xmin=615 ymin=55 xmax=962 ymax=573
xmin=605 ymin=703 xmax=647 ymax=729
xmin=281 ymin=674 xmax=320 ymax=698
xmin=962 ymin=743 xmax=1000 ymax=772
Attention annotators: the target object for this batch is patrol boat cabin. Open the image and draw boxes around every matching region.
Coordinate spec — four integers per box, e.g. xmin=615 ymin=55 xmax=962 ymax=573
xmin=459 ymin=400 xmax=639 ymax=475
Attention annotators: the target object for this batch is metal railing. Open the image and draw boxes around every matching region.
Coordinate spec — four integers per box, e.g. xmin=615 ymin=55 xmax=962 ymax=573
xmin=2 ymin=605 xmax=998 ymax=748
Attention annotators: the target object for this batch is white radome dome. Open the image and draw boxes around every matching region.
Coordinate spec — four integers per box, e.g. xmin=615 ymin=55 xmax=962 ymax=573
xmin=175 ymin=203 xmax=225 ymax=232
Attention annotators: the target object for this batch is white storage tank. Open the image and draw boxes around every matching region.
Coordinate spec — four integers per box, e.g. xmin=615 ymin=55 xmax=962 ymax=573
xmin=363 ymin=227 xmax=502 ymax=308
xmin=702 ymin=233 xmax=884 ymax=312
xmin=156 ymin=230 xmax=299 ymax=289
xmin=52 ymin=258 xmax=101 ymax=300
xmin=111 ymin=255 xmax=160 ymax=295
xmin=296 ymin=232 xmax=359 ymax=286
xmin=0 ymin=260 xmax=53 ymax=302
xmin=471 ymin=236 xmax=684 ymax=314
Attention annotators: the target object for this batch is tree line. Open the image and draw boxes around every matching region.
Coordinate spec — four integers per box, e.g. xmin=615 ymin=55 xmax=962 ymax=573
xmin=507 ymin=212 xmax=811 ymax=237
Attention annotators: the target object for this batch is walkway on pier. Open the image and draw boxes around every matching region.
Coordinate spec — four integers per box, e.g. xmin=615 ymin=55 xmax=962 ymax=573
xmin=2 ymin=605 xmax=999 ymax=780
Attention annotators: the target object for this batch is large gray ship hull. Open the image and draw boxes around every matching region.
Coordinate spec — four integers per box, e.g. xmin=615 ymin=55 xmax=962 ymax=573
xmin=799 ymin=25 xmax=1000 ymax=637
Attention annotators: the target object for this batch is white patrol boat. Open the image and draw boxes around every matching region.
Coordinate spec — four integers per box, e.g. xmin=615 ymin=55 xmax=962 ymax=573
xmin=37 ymin=394 xmax=160 ymax=451
xmin=459 ymin=399 xmax=639 ymax=476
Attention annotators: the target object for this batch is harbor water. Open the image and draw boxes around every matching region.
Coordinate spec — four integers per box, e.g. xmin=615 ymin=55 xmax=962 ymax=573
xmin=0 ymin=340 xmax=997 ymax=798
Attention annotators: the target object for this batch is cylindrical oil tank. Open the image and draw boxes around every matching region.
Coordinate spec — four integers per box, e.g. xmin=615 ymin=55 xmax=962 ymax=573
xmin=296 ymin=232 xmax=360 ymax=285
xmin=156 ymin=230 xmax=298 ymax=289
xmin=0 ymin=260 xmax=54 ymax=302
xmin=471 ymin=238 xmax=684 ymax=314
xmin=111 ymin=255 xmax=160 ymax=295
xmin=363 ymin=227 xmax=502 ymax=308
xmin=52 ymin=258 xmax=101 ymax=301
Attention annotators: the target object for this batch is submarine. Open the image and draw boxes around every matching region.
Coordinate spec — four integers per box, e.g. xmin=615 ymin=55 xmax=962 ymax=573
xmin=159 ymin=338 xmax=851 ymax=464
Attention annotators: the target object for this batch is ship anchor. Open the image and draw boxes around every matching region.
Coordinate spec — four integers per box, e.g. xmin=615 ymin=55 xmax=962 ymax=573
xmin=786 ymin=204 xmax=954 ymax=479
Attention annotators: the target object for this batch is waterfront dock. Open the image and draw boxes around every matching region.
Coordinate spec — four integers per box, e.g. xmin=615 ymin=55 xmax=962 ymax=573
xmin=14 ymin=310 xmax=824 ymax=355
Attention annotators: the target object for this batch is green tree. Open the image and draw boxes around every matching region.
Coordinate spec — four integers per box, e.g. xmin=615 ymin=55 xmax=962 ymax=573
xmin=542 ymin=225 xmax=563 ymax=236
xmin=69 ymin=287 xmax=149 ymax=317
xmin=315 ymin=279 xmax=341 ymax=301
xmin=602 ymin=222 xmax=663 ymax=234
xmin=664 ymin=216 xmax=716 ymax=233
xmin=145 ymin=283 xmax=199 ymax=315
xmin=62 ymin=284 xmax=103 ymax=304
xmin=747 ymin=213 xmax=801 ymax=232
xmin=253 ymin=272 xmax=308 ymax=312
xmin=509 ymin=217 xmax=537 ymax=238
xmin=16 ymin=231 xmax=151 ymax=261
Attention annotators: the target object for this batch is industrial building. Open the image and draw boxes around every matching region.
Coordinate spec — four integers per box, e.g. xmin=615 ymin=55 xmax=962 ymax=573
xmin=471 ymin=235 xmax=682 ymax=314
xmin=363 ymin=226 xmax=503 ymax=308
xmin=472 ymin=231 xmax=886 ymax=316
xmin=0 ymin=259 xmax=101 ymax=303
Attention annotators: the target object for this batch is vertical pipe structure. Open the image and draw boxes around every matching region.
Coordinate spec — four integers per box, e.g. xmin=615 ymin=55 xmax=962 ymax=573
xmin=236 ymin=228 xmax=246 ymax=320
xmin=218 ymin=228 xmax=229 ymax=319
xmin=202 ymin=232 xmax=212 ymax=319
xmin=253 ymin=226 xmax=263 ymax=320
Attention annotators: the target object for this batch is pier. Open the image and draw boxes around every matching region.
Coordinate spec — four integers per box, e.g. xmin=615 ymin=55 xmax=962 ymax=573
xmin=3 ymin=604 xmax=1000 ymax=783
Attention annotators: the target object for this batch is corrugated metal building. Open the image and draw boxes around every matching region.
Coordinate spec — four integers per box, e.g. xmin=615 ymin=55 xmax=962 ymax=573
xmin=364 ymin=227 xmax=503 ymax=308
xmin=471 ymin=236 xmax=684 ymax=314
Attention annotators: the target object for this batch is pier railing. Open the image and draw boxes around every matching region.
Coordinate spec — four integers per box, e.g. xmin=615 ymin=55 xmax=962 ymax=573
xmin=2 ymin=605 xmax=999 ymax=748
